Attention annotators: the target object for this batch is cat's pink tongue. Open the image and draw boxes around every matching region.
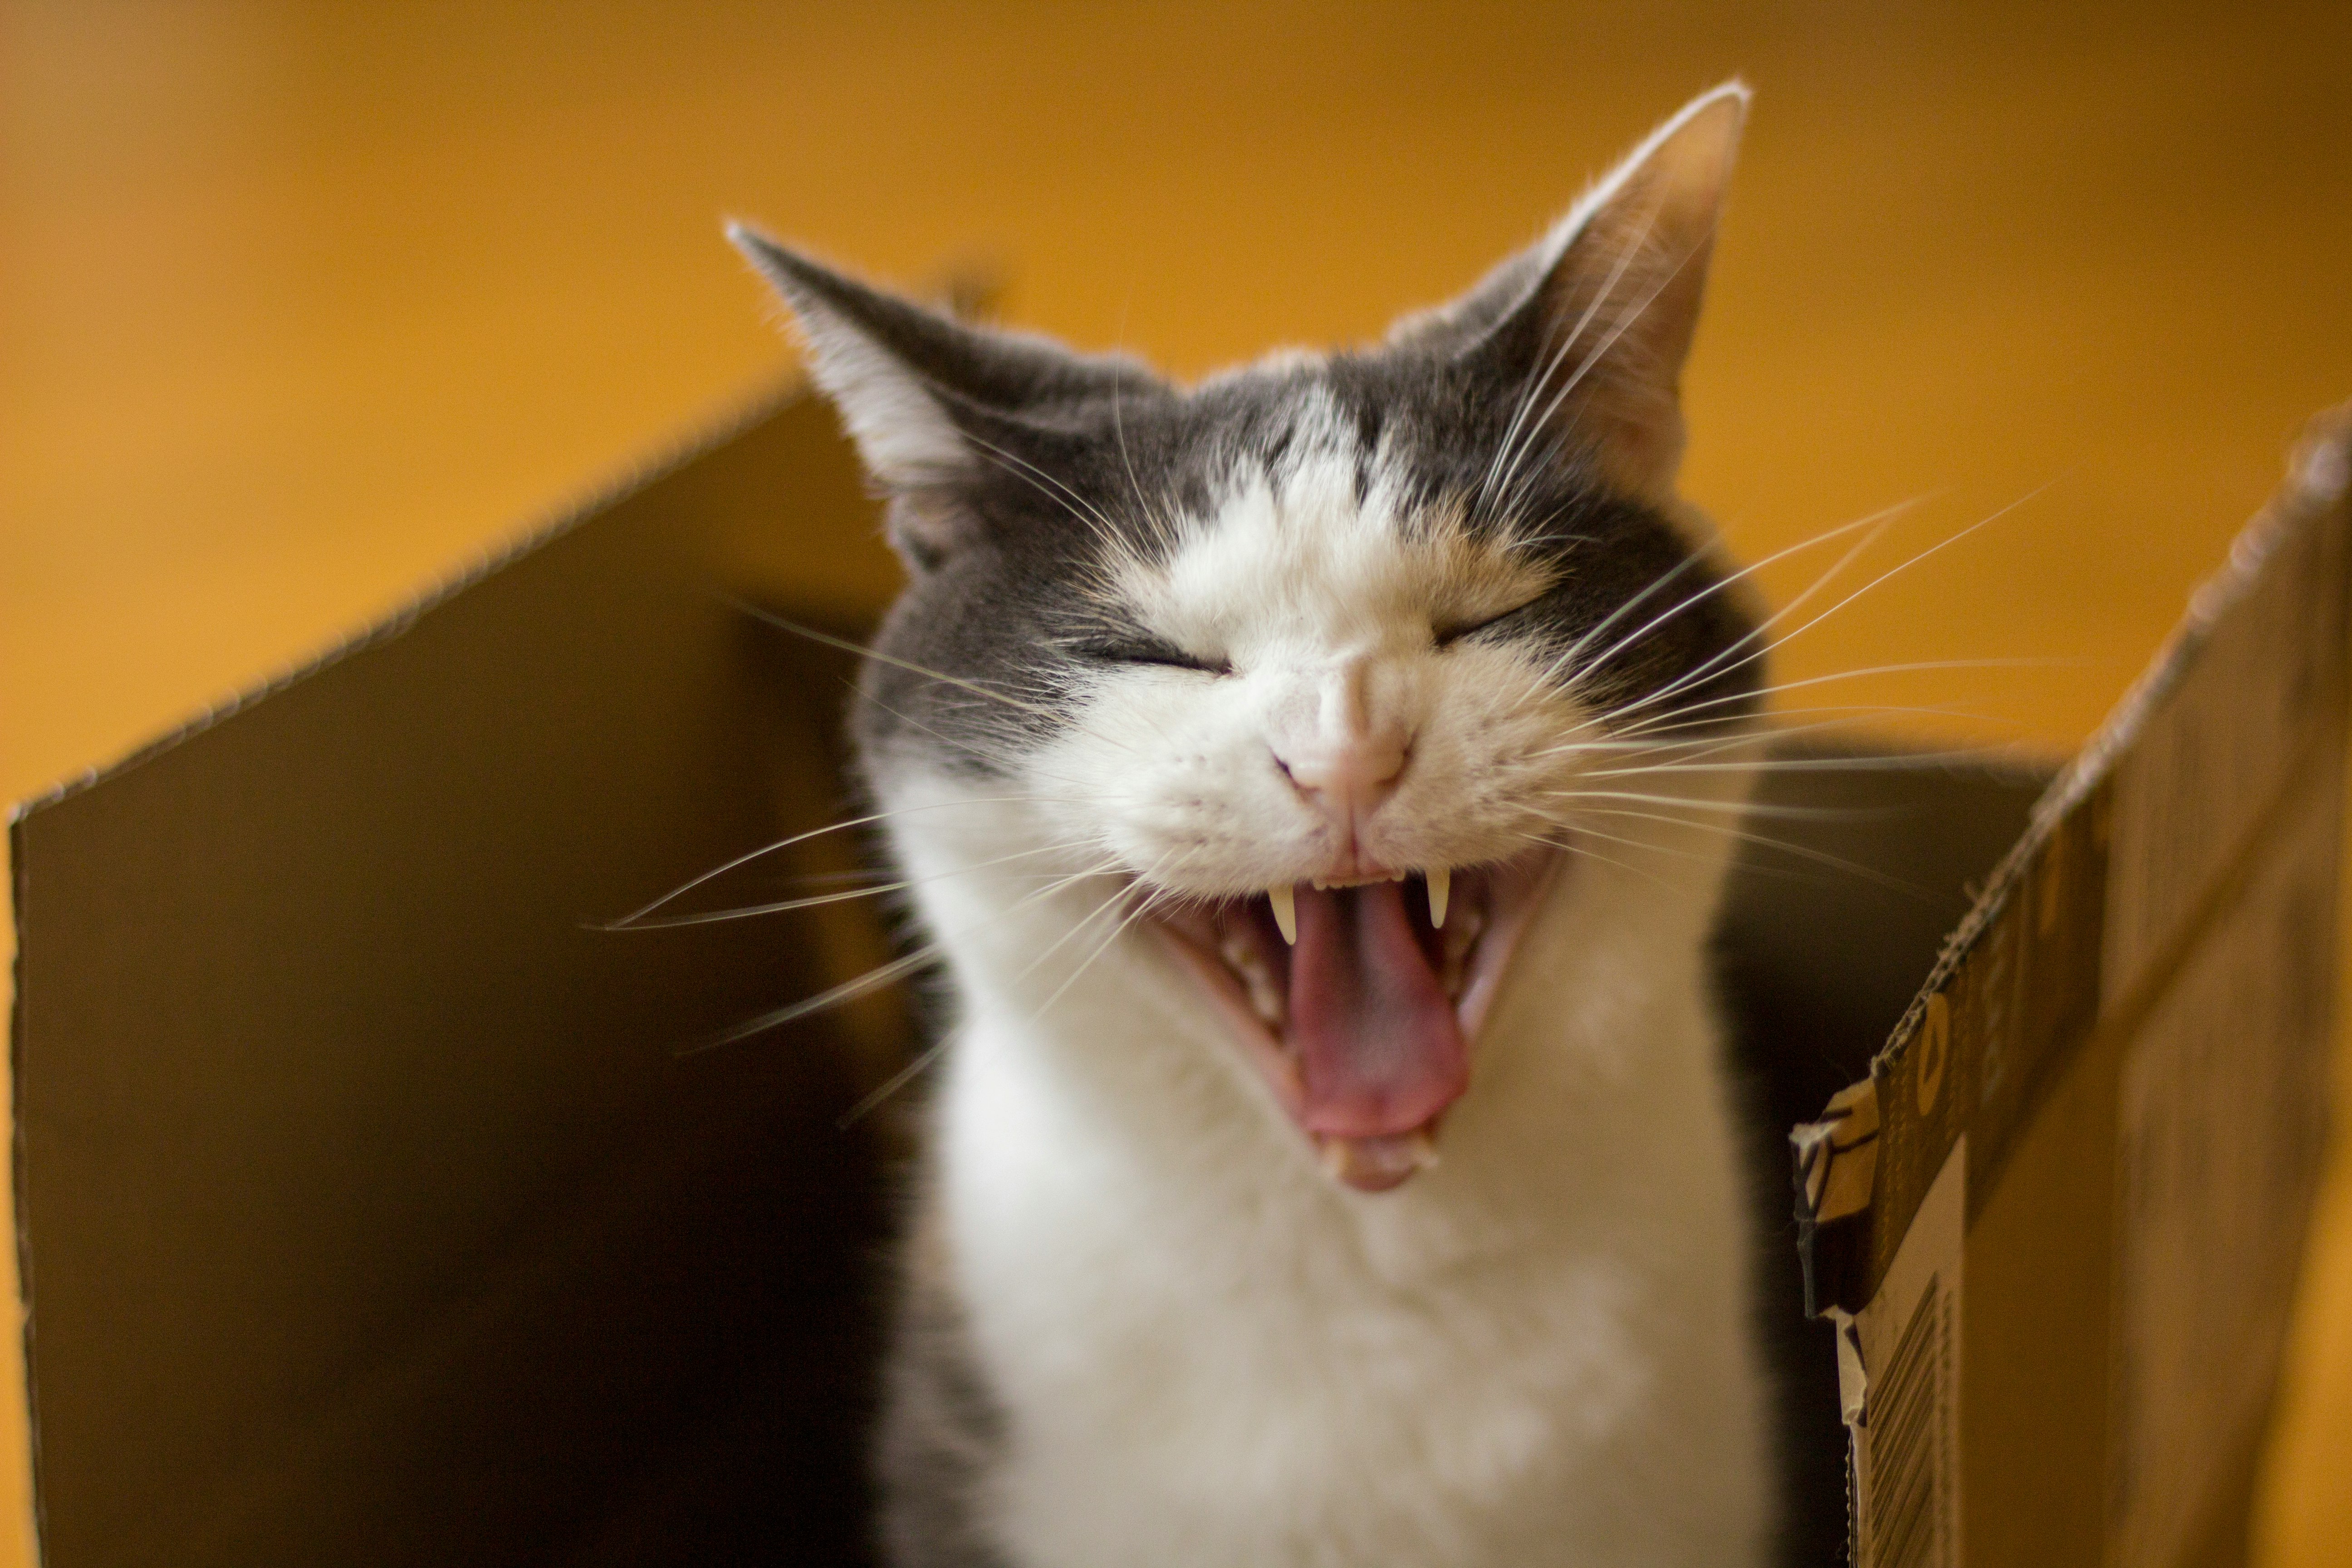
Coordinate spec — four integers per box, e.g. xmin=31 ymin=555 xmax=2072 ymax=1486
xmin=1286 ymin=880 xmax=1468 ymax=1142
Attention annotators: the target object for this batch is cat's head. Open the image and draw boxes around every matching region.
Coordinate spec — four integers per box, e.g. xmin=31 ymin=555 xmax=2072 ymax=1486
xmin=738 ymin=85 xmax=1762 ymax=1190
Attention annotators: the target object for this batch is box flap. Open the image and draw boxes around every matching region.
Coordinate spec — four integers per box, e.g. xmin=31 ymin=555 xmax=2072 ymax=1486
xmin=9 ymin=388 xmax=913 ymax=1566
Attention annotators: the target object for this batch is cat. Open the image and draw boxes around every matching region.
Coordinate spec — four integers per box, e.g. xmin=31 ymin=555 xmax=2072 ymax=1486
xmin=734 ymin=81 xmax=1779 ymax=1568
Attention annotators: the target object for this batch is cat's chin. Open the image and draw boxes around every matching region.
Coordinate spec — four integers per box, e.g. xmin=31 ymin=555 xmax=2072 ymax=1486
xmin=1147 ymin=849 xmax=1561 ymax=1194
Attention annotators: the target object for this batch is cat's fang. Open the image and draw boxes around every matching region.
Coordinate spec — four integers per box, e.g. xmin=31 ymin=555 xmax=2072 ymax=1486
xmin=1316 ymin=1131 xmax=1441 ymax=1192
xmin=1269 ymin=883 xmax=1298 ymax=944
xmin=1220 ymin=932 xmax=1286 ymax=1027
xmin=1426 ymin=866 xmax=1450 ymax=929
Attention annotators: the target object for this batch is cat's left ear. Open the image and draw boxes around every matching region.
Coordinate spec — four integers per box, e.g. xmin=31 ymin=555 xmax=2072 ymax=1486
xmin=1409 ymin=83 xmax=1749 ymax=503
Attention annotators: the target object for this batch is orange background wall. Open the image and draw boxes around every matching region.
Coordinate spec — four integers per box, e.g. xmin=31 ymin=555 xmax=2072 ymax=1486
xmin=4 ymin=2 xmax=2349 ymax=1562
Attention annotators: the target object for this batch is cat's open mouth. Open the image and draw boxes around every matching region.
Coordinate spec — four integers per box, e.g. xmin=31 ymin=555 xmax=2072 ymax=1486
xmin=1149 ymin=851 xmax=1558 ymax=1194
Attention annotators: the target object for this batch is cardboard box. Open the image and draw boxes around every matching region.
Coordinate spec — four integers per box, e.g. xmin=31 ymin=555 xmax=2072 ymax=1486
xmin=1792 ymin=411 xmax=2352 ymax=1568
xmin=9 ymin=391 xmax=2346 ymax=1566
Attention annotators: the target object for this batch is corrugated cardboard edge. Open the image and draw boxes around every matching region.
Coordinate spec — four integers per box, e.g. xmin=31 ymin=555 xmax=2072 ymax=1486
xmin=1792 ymin=402 xmax=2352 ymax=1313
xmin=1929 ymin=406 xmax=2352 ymax=1039
xmin=5 ymin=370 xmax=812 ymax=1565
xmin=4 ymin=375 xmax=804 ymax=831
xmin=2 ymin=830 xmax=32 ymax=1566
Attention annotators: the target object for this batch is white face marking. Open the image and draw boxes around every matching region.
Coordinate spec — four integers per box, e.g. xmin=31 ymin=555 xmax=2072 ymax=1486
xmin=1032 ymin=444 xmax=1605 ymax=896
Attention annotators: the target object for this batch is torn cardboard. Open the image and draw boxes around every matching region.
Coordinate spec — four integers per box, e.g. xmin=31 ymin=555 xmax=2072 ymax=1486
xmin=1793 ymin=410 xmax=2352 ymax=1568
xmin=7 ymin=387 xmax=2345 ymax=1566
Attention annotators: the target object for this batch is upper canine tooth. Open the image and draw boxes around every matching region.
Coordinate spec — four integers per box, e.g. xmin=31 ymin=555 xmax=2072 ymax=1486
xmin=1269 ymin=883 xmax=1298 ymax=945
xmin=1426 ymin=866 xmax=1451 ymax=929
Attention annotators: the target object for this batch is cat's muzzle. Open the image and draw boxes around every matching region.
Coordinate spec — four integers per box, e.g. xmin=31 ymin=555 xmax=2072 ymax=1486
xmin=1149 ymin=851 xmax=1559 ymax=1192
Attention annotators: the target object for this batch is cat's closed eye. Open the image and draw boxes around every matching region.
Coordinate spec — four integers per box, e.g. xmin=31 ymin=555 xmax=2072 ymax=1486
xmin=1435 ymin=593 xmax=1548 ymax=647
xmin=1074 ymin=637 xmax=1233 ymax=676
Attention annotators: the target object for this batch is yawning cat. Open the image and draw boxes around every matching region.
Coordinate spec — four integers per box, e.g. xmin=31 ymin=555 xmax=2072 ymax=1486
xmin=736 ymin=81 xmax=1775 ymax=1568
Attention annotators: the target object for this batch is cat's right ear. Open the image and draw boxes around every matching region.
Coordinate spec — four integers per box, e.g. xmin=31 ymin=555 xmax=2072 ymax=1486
xmin=1391 ymin=85 xmax=1749 ymax=504
xmin=730 ymin=225 xmax=1148 ymax=568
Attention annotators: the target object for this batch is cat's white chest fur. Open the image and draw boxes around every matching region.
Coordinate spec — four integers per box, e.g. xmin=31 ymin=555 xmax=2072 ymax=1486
xmin=906 ymin=816 xmax=1773 ymax=1568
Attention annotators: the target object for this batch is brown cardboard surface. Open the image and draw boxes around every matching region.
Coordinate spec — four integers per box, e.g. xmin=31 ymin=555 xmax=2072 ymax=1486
xmin=2112 ymin=779 xmax=2342 ymax=1566
xmin=1718 ymin=753 xmax=2046 ymax=1563
xmin=1797 ymin=414 xmax=2352 ymax=1568
xmin=9 ymin=392 xmax=914 ymax=1565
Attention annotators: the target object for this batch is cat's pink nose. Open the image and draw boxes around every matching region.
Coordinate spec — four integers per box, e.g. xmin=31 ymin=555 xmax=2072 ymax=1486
xmin=1277 ymin=730 xmax=1409 ymax=839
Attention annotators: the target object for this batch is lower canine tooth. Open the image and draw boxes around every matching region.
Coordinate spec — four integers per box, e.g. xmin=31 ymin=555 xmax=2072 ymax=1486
xmin=1269 ymin=883 xmax=1298 ymax=944
xmin=1426 ymin=866 xmax=1451 ymax=929
xmin=1316 ymin=1133 xmax=1441 ymax=1188
xmin=1443 ymin=906 xmax=1484 ymax=972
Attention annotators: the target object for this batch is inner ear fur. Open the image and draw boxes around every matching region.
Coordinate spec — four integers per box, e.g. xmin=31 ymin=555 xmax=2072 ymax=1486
xmin=1446 ymin=84 xmax=1749 ymax=504
xmin=730 ymin=224 xmax=1161 ymax=524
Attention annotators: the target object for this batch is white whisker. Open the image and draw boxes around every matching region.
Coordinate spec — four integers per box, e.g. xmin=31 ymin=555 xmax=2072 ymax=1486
xmin=689 ymin=853 xmax=1126 ymax=1056
xmin=1481 ymin=187 xmax=1668 ymax=512
xmin=734 ymin=600 xmax=1124 ymax=748
xmin=1607 ymin=659 xmax=2057 ymax=743
xmin=683 ymin=945 xmax=946 ymax=1056
xmin=1511 ymin=828 xmax=1686 ymax=894
xmin=1611 ymin=499 xmax=1916 ymax=724
xmin=1544 ymin=504 xmax=1908 ymax=701
xmin=602 ymin=840 xmax=1097 ymax=930
xmin=1030 ymin=863 xmax=1175 ymax=1021
xmin=608 ymin=793 xmax=1073 ymax=928
xmin=837 ymin=1033 xmax=956 ymax=1128
xmin=1010 ymin=862 xmax=1153 ymax=985
xmin=1612 ymin=484 xmax=2056 ymax=733
xmin=1495 ymin=211 xmax=1714 ymax=514
xmin=1547 ymin=788 xmax=1898 ymax=822
xmin=965 ymin=432 xmax=1126 ymax=550
xmin=1547 ymin=802 xmax=1923 ymax=894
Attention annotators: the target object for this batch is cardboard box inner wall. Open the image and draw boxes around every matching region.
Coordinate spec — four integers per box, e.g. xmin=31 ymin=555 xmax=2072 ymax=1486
xmin=10 ymin=393 xmax=2345 ymax=1566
